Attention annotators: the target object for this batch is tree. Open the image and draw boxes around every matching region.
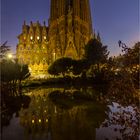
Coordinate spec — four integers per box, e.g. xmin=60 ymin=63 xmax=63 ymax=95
xmin=84 ymin=39 xmax=109 ymax=67
xmin=48 ymin=57 xmax=73 ymax=77
xmin=123 ymin=42 xmax=140 ymax=66
xmin=1 ymin=60 xmax=16 ymax=83
xmin=124 ymin=42 xmax=140 ymax=87
xmin=16 ymin=63 xmax=30 ymax=84
xmin=118 ymin=41 xmax=140 ymax=87
xmin=0 ymin=41 xmax=10 ymax=59
xmin=1 ymin=59 xmax=30 ymax=85
xmin=72 ymin=59 xmax=89 ymax=76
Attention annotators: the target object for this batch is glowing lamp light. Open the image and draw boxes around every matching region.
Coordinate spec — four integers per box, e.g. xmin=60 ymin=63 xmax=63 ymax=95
xmin=46 ymin=119 xmax=48 ymax=123
xmin=44 ymin=36 xmax=46 ymax=40
xmin=39 ymin=119 xmax=41 ymax=123
xmin=37 ymin=36 xmax=40 ymax=40
xmin=30 ymin=36 xmax=33 ymax=40
xmin=32 ymin=119 xmax=35 ymax=124
xmin=53 ymin=52 xmax=56 ymax=60
xmin=7 ymin=54 xmax=13 ymax=59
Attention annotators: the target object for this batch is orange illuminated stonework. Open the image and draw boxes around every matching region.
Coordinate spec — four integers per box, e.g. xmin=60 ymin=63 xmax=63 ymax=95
xmin=16 ymin=0 xmax=93 ymax=78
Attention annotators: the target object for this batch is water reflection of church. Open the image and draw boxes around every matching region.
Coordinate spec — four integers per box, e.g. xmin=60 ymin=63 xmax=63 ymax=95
xmin=19 ymin=88 xmax=106 ymax=140
xmin=16 ymin=0 xmax=93 ymax=78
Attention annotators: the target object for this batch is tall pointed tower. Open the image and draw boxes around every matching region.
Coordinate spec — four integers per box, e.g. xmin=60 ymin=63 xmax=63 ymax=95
xmin=49 ymin=0 xmax=93 ymax=60
xmin=16 ymin=0 xmax=93 ymax=78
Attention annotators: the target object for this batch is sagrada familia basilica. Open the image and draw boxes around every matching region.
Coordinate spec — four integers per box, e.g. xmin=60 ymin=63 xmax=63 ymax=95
xmin=16 ymin=0 xmax=98 ymax=78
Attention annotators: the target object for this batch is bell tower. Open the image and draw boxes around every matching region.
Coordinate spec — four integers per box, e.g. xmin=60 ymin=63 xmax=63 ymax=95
xmin=49 ymin=0 xmax=93 ymax=60
xmin=16 ymin=0 xmax=94 ymax=78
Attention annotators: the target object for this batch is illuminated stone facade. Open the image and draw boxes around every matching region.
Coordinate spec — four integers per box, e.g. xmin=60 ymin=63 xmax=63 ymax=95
xmin=16 ymin=0 xmax=93 ymax=77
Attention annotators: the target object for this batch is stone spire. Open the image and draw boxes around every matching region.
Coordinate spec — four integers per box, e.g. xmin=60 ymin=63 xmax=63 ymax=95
xmin=97 ymin=32 xmax=101 ymax=42
xmin=49 ymin=0 xmax=93 ymax=59
xmin=22 ymin=20 xmax=28 ymax=34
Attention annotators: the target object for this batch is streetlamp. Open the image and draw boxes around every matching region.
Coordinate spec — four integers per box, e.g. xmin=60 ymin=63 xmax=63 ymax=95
xmin=7 ymin=53 xmax=13 ymax=59
xmin=6 ymin=53 xmax=16 ymax=63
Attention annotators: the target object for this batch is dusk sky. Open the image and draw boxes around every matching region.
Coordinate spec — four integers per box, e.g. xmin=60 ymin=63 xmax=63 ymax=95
xmin=1 ymin=0 xmax=139 ymax=56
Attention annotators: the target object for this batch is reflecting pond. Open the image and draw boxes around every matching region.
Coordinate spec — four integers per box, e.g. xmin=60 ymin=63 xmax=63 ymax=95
xmin=1 ymin=87 xmax=140 ymax=140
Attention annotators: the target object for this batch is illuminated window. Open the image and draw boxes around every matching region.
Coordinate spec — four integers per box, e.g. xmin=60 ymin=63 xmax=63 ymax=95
xmin=39 ymin=119 xmax=41 ymax=123
xmin=37 ymin=36 xmax=40 ymax=40
xmin=30 ymin=36 xmax=33 ymax=40
xmin=32 ymin=120 xmax=35 ymax=124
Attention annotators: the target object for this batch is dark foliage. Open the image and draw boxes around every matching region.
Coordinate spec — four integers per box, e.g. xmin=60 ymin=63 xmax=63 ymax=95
xmin=1 ymin=60 xmax=30 ymax=83
xmin=123 ymin=42 xmax=140 ymax=66
xmin=84 ymin=39 xmax=109 ymax=66
xmin=72 ymin=59 xmax=89 ymax=75
xmin=0 ymin=41 xmax=10 ymax=58
xmin=48 ymin=57 xmax=73 ymax=76
xmin=1 ymin=95 xmax=31 ymax=128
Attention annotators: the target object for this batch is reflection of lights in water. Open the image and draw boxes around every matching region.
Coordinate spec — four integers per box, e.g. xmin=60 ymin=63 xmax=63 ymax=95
xmin=55 ymin=106 xmax=57 ymax=113
xmin=37 ymin=36 xmax=40 ymax=40
xmin=17 ymin=88 xmax=139 ymax=139
xmin=53 ymin=52 xmax=56 ymax=60
xmin=32 ymin=120 xmax=35 ymax=123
